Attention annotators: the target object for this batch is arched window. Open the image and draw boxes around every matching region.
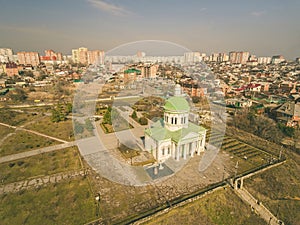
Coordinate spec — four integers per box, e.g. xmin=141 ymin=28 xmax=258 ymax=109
xmin=175 ymin=117 xmax=177 ymax=124
xmin=171 ymin=117 xmax=174 ymax=124
xmin=162 ymin=148 xmax=165 ymax=155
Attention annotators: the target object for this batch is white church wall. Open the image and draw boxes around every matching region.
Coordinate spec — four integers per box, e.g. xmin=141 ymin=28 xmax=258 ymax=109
xmin=145 ymin=134 xmax=156 ymax=152
xmin=157 ymin=139 xmax=172 ymax=161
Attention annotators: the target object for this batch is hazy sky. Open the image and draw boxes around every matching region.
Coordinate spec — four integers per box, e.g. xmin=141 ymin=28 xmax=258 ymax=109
xmin=0 ymin=0 xmax=299 ymax=59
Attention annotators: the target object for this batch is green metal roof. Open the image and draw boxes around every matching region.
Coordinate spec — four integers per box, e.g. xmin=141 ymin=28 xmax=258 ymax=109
xmin=145 ymin=119 xmax=206 ymax=143
xmin=124 ymin=68 xmax=141 ymax=74
xmin=164 ymin=96 xmax=190 ymax=112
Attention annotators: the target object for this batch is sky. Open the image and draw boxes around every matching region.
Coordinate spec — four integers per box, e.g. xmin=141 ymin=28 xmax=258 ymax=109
xmin=0 ymin=0 xmax=299 ymax=59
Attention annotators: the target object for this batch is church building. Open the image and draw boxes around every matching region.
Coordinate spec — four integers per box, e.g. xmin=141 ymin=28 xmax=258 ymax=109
xmin=145 ymin=84 xmax=206 ymax=163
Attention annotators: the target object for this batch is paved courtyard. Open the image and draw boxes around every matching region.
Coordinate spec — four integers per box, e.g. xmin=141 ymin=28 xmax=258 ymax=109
xmin=75 ymin=117 xmax=234 ymax=189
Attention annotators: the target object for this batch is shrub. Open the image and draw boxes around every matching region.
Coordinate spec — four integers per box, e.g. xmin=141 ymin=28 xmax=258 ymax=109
xmin=17 ymin=161 xmax=24 ymax=166
xmin=139 ymin=117 xmax=148 ymax=125
xmin=131 ymin=110 xmax=138 ymax=119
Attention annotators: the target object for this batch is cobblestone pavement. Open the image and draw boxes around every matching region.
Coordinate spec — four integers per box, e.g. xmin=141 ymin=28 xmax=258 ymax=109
xmin=0 ymin=169 xmax=87 ymax=195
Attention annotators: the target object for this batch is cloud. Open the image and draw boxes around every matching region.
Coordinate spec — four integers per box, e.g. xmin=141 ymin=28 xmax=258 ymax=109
xmin=87 ymin=0 xmax=131 ymax=16
xmin=200 ymin=8 xmax=207 ymax=12
xmin=251 ymin=10 xmax=266 ymax=17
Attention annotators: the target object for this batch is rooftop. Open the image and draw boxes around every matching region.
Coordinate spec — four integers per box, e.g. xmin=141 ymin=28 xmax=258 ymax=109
xmin=145 ymin=119 xmax=206 ymax=143
xmin=164 ymin=96 xmax=190 ymax=112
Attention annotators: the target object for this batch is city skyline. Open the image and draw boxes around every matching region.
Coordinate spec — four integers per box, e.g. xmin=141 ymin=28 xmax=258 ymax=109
xmin=0 ymin=0 xmax=300 ymax=59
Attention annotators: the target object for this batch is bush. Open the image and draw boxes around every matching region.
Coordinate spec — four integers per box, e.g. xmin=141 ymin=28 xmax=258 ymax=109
xmin=139 ymin=117 xmax=148 ymax=125
xmin=131 ymin=110 xmax=138 ymax=119
xmin=17 ymin=161 xmax=24 ymax=166
xmin=278 ymin=123 xmax=295 ymax=137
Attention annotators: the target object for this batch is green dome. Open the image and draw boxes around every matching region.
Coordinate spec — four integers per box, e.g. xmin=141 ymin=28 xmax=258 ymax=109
xmin=164 ymin=96 xmax=190 ymax=112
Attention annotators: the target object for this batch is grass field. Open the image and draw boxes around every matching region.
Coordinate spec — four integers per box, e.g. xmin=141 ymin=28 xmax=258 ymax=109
xmin=25 ymin=117 xmax=74 ymax=141
xmin=143 ymin=188 xmax=265 ymax=225
xmin=245 ymin=153 xmax=300 ymax=225
xmin=0 ymin=125 xmax=14 ymax=139
xmin=0 ymin=146 xmax=82 ymax=184
xmin=0 ymin=130 xmax=59 ymax=157
xmin=206 ymin=129 xmax=275 ymax=174
xmin=0 ymin=177 xmax=95 ymax=225
xmin=0 ymin=109 xmax=44 ymax=126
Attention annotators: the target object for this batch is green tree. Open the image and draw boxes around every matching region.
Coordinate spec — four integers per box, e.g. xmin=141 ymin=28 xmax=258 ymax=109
xmin=8 ymin=88 xmax=28 ymax=102
xmin=103 ymin=107 xmax=112 ymax=124
xmin=66 ymin=103 xmax=73 ymax=115
xmin=51 ymin=109 xmax=61 ymax=123
xmin=51 ymin=104 xmax=66 ymax=122
xmin=131 ymin=110 xmax=138 ymax=119
xmin=277 ymin=123 xmax=295 ymax=137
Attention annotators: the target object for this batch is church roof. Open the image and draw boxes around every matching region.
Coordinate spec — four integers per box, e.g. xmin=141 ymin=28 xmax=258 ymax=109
xmin=164 ymin=96 xmax=190 ymax=112
xmin=145 ymin=119 xmax=206 ymax=143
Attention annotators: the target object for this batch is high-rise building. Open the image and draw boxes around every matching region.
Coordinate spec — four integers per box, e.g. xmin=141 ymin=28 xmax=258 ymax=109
xmin=72 ymin=47 xmax=88 ymax=64
xmin=210 ymin=53 xmax=219 ymax=62
xmin=238 ymin=51 xmax=250 ymax=64
xmin=229 ymin=51 xmax=250 ymax=64
xmin=271 ymin=55 xmax=285 ymax=64
xmin=78 ymin=47 xmax=88 ymax=64
xmin=0 ymin=48 xmax=14 ymax=63
xmin=44 ymin=49 xmax=63 ymax=61
xmin=138 ymin=63 xmax=158 ymax=79
xmin=209 ymin=53 xmax=229 ymax=62
xmin=17 ymin=52 xmax=40 ymax=66
xmin=218 ymin=53 xmax=229 ymax=62
xmin=72 ymin=49 xmax=79 ymax=63
xmin=87 ymin=50 xmax=105 ymax=65
xmin=72 ymin=47 xmax=104 ymax=65
xmin=257 ymin=57 xmax=272 ymax=64
xmin=184 ymin=52 xmax=201 ymax=64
